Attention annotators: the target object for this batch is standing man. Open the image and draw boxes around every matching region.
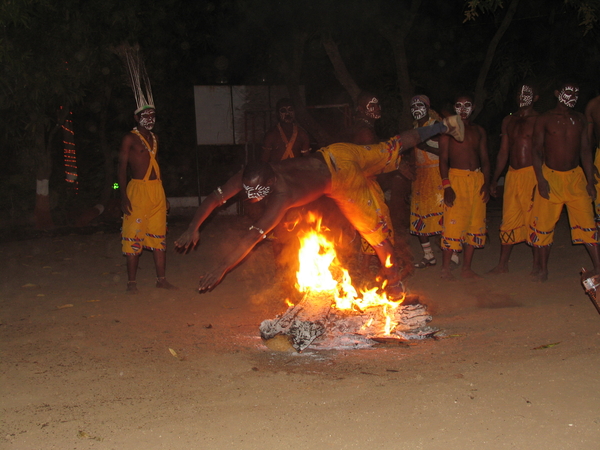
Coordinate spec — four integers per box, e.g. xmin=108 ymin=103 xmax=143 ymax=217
xmin=118 ymin=108 xmax=177 ymax=293
xmin=528 ymin=81 xmax=600 ymax=281
xmin=409 ymin=95 xmax=459 ymax=268
xmin=175 ymin=116 xmax=465 ymax=297
xmin=116 ymin=44 xmax=177 ymax=293
xmin=439 ymin=93 xmax=491 ymax=280
xmin=348 ymin=91 xmax=390 ymax=273
xmin=584 ymin=93 xmax=600 ymax=225
xmin=262 ymin=98 xmax=311 ymax=162
xmin=488 ymin=83 xmax=540 ymax=274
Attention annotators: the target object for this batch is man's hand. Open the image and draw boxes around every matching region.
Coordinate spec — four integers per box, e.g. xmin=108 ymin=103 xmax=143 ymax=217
xmin=489 ymin=181 xmax=498 ymax=198
xmin=121 ymin=197 xmax=132 ymax=215
xmin=587 ymin=181 xmax=597 ymax=200
xmin=538 ymin=177 xmax=550 ymax=200
xmin=444 ymin=187 xmax=456 ymax=207
xmin=480 ymin=183 xmax=490 ymax=203
xmin=174 ymin=229 xmax=200 ymax=254
xmin=198 ymin=266 xmax=227 ymax=293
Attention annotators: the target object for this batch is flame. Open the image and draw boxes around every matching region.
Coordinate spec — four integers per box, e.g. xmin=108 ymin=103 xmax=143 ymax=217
xmin=294 ymin=213 xmax=404 ymax=336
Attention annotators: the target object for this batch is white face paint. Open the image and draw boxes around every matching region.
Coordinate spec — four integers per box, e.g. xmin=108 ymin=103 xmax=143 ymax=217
xmin=243 ymin=183 xmax=272 ymax=201
xmin=279 ymin=106 xmax=295 ymax=123
xmin=138 ymin=109 xmax=156 ymax=130
xmin=454 ymin=100 xmax=473 ymax=119
xmin=410 ymin=100 xmax=428 ymax=120
xmin=365 ymin=97 xmax=381 ymax=119
xmin=558 ymin=85 xmax=579 ymax=108
xmin=518 ymin=85 xmax=534 ymax=108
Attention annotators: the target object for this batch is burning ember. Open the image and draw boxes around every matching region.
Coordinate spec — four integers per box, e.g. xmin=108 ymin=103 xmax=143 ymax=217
xmin=260 ymin=213 xmax=437 ymax=352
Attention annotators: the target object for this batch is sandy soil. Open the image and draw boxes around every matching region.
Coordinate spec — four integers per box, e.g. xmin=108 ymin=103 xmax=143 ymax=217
xmin=1 ymin=204 xmax=600 ymax=450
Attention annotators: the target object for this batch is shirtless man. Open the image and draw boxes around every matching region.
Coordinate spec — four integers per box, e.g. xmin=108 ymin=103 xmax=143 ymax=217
xmin=347 ymin=91 xmax=388 ymax=273
xmin=528 ymin=81 xmax=600 ymax=281
xmin=409 ymin=95 xmax=460 ymax=269
xmin=261 ymin=98 xmax=311 ymax=162
xmin=175 ymin=116 xmax=464 ymax=297
xmin=584 ymin=93 xmax=600 ymax=224
xmin=488 ymin=83 xmax=540 ymax=274
xmin=118 ymin=107 xmax=177 ymax=293
xmin=439 ymin=93 xmax=491 ymax=280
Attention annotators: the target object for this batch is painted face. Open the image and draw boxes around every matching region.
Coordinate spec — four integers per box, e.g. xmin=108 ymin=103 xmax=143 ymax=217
xmin=518 ymin=85 xmax=534 ymax=108
xmin=279 ymin=105 xmax=295 ymax=123
xmin=557 ymin=85 xmax=579 ymax=108
xmin=243 ymin=183 xmax=272 ymax=202
xmin=410 ymin=100 xmax=428 ymax=121
xmin=138 ymin=109 xmax=156 ymax=130
xmin=365 ymin=97 xmax=381 ymax=119
xmin=454 ymin=100 xmax=473 ymax=119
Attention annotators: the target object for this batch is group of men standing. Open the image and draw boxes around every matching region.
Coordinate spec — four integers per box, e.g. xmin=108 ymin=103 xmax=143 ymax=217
xmin=117 ymin=79 xmax=600 ymax=295
xmin=408 ymin=81 xmax=600 ymax=283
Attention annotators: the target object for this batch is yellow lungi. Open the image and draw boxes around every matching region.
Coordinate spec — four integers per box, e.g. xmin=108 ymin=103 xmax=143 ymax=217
xmin=122 ymin=179 xmax=167 ymax=255
xmin=319 ymin=136 xmax=403 ymax=248
xmin=527 ymin=165 xmax=598 ymax=247
xmin=410 ymin=161 xmax=444 ymax=237
xmin=441 ymin=168 xmax=487 ymax=252
xmin=499 ymin=166 xmax=536 ymax=244
xmin=594 ymin=147 xmax=600 ymax=221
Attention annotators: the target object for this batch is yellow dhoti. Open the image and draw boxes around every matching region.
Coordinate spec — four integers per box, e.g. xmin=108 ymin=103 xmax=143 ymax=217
xmin=527 ymin=165 xmax=598 ymax=247
xmin=410 ymin=163 xmax=444 ymax=237
xmin=319 ymin=136 xmax=404 ymax=248
xmin=499 ymin=166 xmax=536 ymax=244
xmin=441 ymin=168 xmax=487 ymax=252
xmin=121 ymin=129 xmax=167 ymax=255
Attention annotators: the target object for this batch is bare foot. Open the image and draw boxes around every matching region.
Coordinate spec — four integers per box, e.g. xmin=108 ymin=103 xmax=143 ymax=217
xmin=126 ymin=281 xmax=138 ymax=294
xmin=531 ymin=271 xmax=548 ymax=283
xmin=440 ymin=269 xmax=456 ymax=281
xmin=487 ymin=265 xmax=508 ymax=275
xmin=156 ymin=278 xmax=179 ymax=290
xmin=461 ymin=268 xmax=483 ymax=279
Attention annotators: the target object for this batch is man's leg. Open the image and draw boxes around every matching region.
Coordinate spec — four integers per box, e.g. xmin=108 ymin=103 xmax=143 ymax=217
xmin=441 ymin=249 xmax=457 ymax=281
xmin=126 ymin=254 xmax=140 ymax=293
xmin=531 ymin=246 xmax=550 ymax=282
xmin=584 ymin=243 xmax=600 ymax=275
xmin=461 ymin=244 xmax=482 ymax=279
xmin=488 ymin=244 xmax=513 ymax=274
xmin=414 ymin=235 xmax=436 ymax=268
xmin=153 ymin=250 xmax=178 ymax=290
xmin=372 ymin=239 xmax=403 ymax=298
xmin=394 ymin=116 xmax=464 ymax=151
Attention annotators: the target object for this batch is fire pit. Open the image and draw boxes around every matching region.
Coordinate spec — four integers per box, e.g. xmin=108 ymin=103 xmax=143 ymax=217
xmin=259 ymin=213 xmax=438 ymax=352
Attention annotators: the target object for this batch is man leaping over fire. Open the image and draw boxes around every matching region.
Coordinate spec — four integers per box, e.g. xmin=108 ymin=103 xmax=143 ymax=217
xmin=175 ymin=116 xmax=465 ymax=299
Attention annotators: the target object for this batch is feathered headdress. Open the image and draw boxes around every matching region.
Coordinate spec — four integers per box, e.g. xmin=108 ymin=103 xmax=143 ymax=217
xmin=115 ymin=43 xmax=155 ymax=114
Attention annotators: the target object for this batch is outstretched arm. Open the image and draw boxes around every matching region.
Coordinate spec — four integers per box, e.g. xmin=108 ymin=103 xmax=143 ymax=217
xmin=198 ymin=195 xmax=291 ymax=292
xmin=174 ymin=170 xmax=244 ymax=253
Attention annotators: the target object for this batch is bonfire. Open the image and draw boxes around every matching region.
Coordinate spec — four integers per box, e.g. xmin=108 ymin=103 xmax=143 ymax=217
xmin=259 ymin=213 xmax=437 ymax=352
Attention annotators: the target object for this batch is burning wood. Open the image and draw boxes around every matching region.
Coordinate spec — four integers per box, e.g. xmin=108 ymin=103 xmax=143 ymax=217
xmin=259 ymin=212 xmax=438 ymax=352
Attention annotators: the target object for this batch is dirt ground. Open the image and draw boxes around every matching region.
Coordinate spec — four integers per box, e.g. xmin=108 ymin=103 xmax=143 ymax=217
xmin=1 ymin=203 xmax=600 ymax=450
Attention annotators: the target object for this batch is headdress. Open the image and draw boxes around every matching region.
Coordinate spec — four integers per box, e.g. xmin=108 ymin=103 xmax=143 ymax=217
xmin=411 ymin=95 xmax=430 ymax=108
xmin=115 ymin=43 xmax=155 ymax=114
